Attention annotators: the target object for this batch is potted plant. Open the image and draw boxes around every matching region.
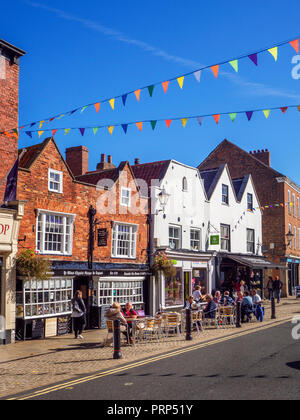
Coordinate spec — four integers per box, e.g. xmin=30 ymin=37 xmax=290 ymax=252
xmin=17 ymin=249 xmax=52 ymax=280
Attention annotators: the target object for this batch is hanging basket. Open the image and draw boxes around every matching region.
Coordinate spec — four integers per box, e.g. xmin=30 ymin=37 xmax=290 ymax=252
xmin=17 ymin=249 xmax=52 ymax=280
xmin=152 ymin=252 xmax=177 ymax=278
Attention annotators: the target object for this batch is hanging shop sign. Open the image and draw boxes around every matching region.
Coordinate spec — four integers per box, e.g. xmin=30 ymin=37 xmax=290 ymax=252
xmin=97 ymin=228 xmax=108 ymax=247
xmin=210 ymin=235 xmax=220 ymax=246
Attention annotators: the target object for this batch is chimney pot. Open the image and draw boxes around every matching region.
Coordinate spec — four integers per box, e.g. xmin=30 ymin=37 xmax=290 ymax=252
xmin=135 ymin=158 xmax=140 ymax=165
xmin=108 ymin=155 xmax=112 ymax=164
xmin=101 ymin=154 xmax=106 ymax=163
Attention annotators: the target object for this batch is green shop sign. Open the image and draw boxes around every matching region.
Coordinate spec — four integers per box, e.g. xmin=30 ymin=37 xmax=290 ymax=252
xmin=210 ymin=235 xmax=220 ymax=246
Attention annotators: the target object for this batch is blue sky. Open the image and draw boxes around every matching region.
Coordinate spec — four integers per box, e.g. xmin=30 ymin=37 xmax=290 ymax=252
xmin=2 ymin=0 xmax=300 ymax=185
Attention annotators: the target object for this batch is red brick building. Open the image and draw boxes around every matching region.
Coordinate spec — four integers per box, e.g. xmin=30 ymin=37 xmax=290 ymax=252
xmin=16 ymin=138 xmax=150 ymax=339
xmin=198 ymin=139 xmax=299 ymax=296
xmin=0 ymin=39 xmax=25 ymax=344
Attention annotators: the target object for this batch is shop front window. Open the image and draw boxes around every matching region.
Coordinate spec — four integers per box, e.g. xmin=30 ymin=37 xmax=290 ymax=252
xmin=18 ymin=278 xmax=73 ymax=320
xmin=165 ymin=269 xmax=183 ymax=307
xmin=96 ymin=279 xmax=144 ymax=307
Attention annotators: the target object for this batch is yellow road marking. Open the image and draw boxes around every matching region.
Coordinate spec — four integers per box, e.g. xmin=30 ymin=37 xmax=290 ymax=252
xmin=8 ymin=318 xmax=291 ymax=400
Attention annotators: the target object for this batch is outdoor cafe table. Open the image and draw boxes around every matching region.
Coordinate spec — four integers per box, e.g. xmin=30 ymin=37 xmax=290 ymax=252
xmin=124 ymin=317 xmax=154 ymax=346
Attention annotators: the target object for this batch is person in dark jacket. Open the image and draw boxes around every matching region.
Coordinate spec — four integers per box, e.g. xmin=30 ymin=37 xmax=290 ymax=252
xmin=241 ymin=291 xmax=254 ymax=322
xmin=273 ymin=276 xmax=283 ymax=303
xmin=71 ymin=290 xmax=86 ymax=339
xmin=266 ymin=276 xmax=274 ymax=300
xmin=203 ymin=295 xmax=217 ymax=319
xmin=220 ymin=291 xmax=235 ymax=306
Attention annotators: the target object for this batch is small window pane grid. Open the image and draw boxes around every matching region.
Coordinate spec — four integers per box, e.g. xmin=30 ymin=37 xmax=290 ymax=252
xmin=247 ymin=229 xmax=255 ymax=253
xmin=121 ymin=188 xmax=131 ymax=207
xmin=220 ymin=224 xmax=230 ymax=251
xmin=222 ymin=184 xmax=229 ymax=205
xmin=293 ymin=194 xmax=296 ymax=217
xmin=112 ymin=224 xmax=137 ymax=258
xmin=97 ymin=281 xmax=144 ymax=306
xmin=247 ymin=193 xmax=253 ymax=211
xmin=49 ymin=170 xmax=62 ymax=193
xmin=288 ymin=190 xmax=291 ymax=215
xmin=169 ymin=226 xmax=181 ymax=250
xmin=23 ymin=278 xmax=73 ymax=319
xmin=37 ymin=212 xmax=73 ymax=255
xmin=190 ymin=229 xmax=201 ymax=251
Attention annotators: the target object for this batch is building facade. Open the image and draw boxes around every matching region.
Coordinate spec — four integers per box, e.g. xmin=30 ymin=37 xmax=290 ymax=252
xmin=198 ymin=139 xmax=295 ymax=296
xmin=0 ymin=39 xmax=25 ymax=345
xmin=16 ymin=140 xmax=149 ymax=340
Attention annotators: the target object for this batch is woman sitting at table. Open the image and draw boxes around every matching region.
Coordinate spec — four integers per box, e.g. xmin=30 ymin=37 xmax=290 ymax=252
xmin=105 ymin=302 xmax=128 ymax=342
xmin=203 ymin=295 xmax=217 ymax=319
xmin=213 ymin=290 xmax=221 ymax=304
xmin=184 ymin=296 xmax=199 ymax=310
xmin=122 ymin=302 xmax=138 ymax=344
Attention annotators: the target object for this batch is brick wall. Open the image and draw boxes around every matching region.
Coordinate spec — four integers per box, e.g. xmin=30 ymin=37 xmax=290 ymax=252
xmin=0 ymin=57 xmax=19 ymax=198
xmin=17 ymin=139 xmax=149 ymax=265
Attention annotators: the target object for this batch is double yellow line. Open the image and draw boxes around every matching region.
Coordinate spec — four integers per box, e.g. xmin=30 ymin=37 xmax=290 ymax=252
xmin=8 ymin=318 xmax=291 ymax=400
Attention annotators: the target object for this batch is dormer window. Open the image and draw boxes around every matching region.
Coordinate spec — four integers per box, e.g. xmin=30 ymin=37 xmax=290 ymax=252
xmin=222 ymin=184 xmax=229 ymax=205
xmin=48 ymin=169 xmax=63 ymax=193
xmin=182 ymin=177 xmax=188 ymax=192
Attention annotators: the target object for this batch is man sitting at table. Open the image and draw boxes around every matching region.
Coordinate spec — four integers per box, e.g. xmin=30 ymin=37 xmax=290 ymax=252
xmin=203 ymin=295 xmax=217 ymax=319
xmin=220 ymin=291 xmax=235 ymax=307
xmin=122 ymin=302 xmax=138 ymax=344
xmin=184 ymin=296 xmax=199 ymax=310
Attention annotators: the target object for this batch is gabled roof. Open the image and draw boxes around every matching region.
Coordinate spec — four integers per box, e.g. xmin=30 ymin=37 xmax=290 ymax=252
xmin=232 ymin=174 xmax=251 ymax=202
xmin=76 ymin=167 xmax=120 ymax=186
xmin=199 ymin=165 xmax=226 ymax=200
xmin=18 ymin=137 xmax=75 ymax=180
xmin=131 ymin=160 xmax=171 ymax=191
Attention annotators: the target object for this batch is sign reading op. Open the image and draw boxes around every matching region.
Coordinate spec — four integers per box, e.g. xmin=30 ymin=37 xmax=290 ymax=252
xmin=0 ymin=217 xmax=13 ymax=244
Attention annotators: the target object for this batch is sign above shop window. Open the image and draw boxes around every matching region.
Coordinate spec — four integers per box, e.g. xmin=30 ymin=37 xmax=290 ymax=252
xmin=0 ymin=217 xmax=13 ymax=244
xmin=210 ymin=235 xmax=220 ymax=246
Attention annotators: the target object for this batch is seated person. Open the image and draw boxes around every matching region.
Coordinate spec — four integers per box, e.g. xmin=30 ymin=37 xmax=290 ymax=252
xmin=203 ymin=295 xmax=217 ymax=319
xmin=193 ymin=286 xmax=203 ymax=303
xmin=251 ymin=289 xmax=262 ymax=306
xmin=251 ymin=290 xmax=264 ymax=322
xmin=184 ymin=296 xmax=199 ymax=310
xmin=220 ymin=291 xmax=235 ymax=306
xmin=122 ymin=302 xmax=137 ymax=344
xmin=213 ymin=291 xmax=221 ymax=304
xmin=105 ymin=302 xmax=128 ymax=343
xmin=241 ymin=292 xmax=254 ymax=322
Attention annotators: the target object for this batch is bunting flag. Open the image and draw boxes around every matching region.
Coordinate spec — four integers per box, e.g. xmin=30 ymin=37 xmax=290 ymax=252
xmin=211 ymin=65 xmax=219 ymax=78
xmin=229 ymin=60 xmax=238 ymax=72
xmin=122 ymin=94 xmax=128 ymax=106
xmin=181 ymin=118 xmax=188 ymax=128
xmin=263 ymin=109 xmax=271 ymax=119
xmin=213 ymin=114 xmax=220 ymax=124
xmin=229 ymin=113 xmax=237 ymax=122
xmin=39 ymin=121 xmax=45 ymax=129
xmin=81 ymin=106 xmax=88 ymax=113
xmin=194 ymin=70 xmax=201 ymax=82
xmin=177 ymin=76 xmax=184 ymax=89
xmin=109 ymin=98 xmax=115 ymax=110
xmin=6 ymin=103 xmax=300 ymax=140
xmin=290 ymin=39 xmax=299 ymax=54
xmin=148 ymin=85 xmax=155 ymax=97
xmin=268 ymin=47 xmax=278 ymax=61
xmin=150 ymin=120 xmax=157 ymax=131
xmin=162 ymin=81 xmax=169 ymax=94
xmin=248 ymin=53 xmax=258 ymax=66
xmin=136 ymin=122 xmax=143 ymax=132
xmin=134 ymin=89 xmax=141 ymax=101
xmin=94 ymin=103 xmax=101 ymax=113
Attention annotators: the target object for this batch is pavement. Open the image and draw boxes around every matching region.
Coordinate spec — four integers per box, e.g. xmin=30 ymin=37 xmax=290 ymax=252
xmin=0 ymin=297 xmax=299 ymax=400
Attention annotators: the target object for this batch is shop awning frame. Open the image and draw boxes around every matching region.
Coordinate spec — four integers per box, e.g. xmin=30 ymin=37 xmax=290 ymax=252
xmin=223 ymin=254 xmax=288 ymax=270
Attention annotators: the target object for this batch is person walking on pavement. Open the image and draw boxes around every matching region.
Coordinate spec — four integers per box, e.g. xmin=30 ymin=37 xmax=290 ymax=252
xmin=273 ymin=276 xmax=283 ymax=304
xmin=71 ymin=290 xmax=86 ymax=340
xmin=266 ymin=276 xmax=274 ymax=301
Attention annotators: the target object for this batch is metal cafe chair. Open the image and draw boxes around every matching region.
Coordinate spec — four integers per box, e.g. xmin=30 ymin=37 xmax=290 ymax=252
xmin=165 ymin=312 xmax=182 ymax=338
xmin=218 ymin=306 xmax=235 ymax=328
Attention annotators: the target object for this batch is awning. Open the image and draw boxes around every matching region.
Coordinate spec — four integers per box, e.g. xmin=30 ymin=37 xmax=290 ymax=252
xmin=224 ymin=254 xmax=287 ymax=270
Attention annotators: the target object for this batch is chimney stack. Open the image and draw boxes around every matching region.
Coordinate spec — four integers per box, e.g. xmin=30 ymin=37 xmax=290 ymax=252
xmin=66 ymin=146 xmax=89 ymax=177
xmin=249 ymin=149 xmax=270 ymax=167
xmin=134 ymin=158 xmax=140 ymax=165
xmin=96 ymin=153 xmax=116 ymax=171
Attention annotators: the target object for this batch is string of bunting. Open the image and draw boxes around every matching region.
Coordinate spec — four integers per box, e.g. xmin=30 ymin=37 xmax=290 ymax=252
xmin=3 ymin=103 xmax=300 ymax=139
xmin=1 ymin=35 xmax=300 ymax=134
xmin=232 ymin=202 xmax=295 ymax=232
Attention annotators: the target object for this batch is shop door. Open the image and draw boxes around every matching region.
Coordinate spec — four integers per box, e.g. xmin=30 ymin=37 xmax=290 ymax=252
xmin=184 ymin=272 xmax=191 ymax=303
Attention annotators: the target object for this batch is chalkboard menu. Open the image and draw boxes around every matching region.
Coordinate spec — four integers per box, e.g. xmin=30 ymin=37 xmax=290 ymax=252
xmin=32 ymin=319 xmax=45 ymax=339
xmin=100 ymin=305 xmax=111 ymax=329
xmin=98 ymin=228 xmax=108 ymax=247
xmin=57 ymin=316 xmax=71 ymax=336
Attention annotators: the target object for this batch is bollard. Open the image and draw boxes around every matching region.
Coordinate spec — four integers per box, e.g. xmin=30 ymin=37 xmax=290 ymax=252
xmin=186 ymin=309 xmax=193 ymax=341
xmin=271 ymin=297 xmax=276 ymax=319
xmin=236 ymin=301 xmax=242 ymax=328
xmin=113 ymin=319 xmax=122 ymax=359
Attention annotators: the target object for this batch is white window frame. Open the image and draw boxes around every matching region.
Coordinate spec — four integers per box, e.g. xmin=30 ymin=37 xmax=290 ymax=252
xmin=190 ymin=228 xmax=201 ymax=251
xmin=182 ymin=177 xmax=188 ymax=192
xmin=293 ymin=193 xmax=296 ymax=217
xmin=222 ymin=184 xmax=229 ymax=205
xmin=111 ymin=222 xmax=138 ymax=259
xmin=247 ymin=228 xmax=255 ymax=254
xmin=220 ymin=224 xmax=231 ymax=251
xmin=288 ymin=190 xmax=291 ymax=215
xmin=48 ymin=169 xmax=63 ymax=194
xmin=95 ymin=278 xmax=144 ymax=307
xmin=120 ymin=187 xmax=131 ymax=207
xmin=294 ymin=226 xmax=297 ymax=249
xmin=36 ymin=210 xmax=75 ymax=256
xmin=169 ymin=225 xmax=181 ymax=250
xmin=247 ymin=193 xmax=253 ymax=212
